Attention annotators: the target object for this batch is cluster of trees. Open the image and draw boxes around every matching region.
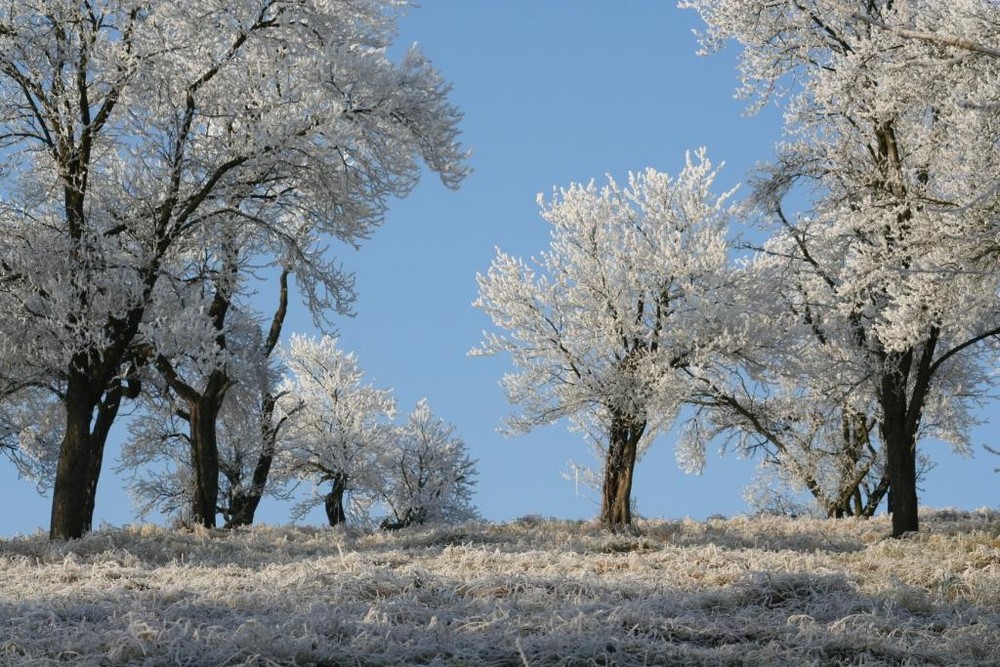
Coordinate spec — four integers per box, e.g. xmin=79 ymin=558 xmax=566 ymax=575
xmin=475 ymin=0 xmax=1000 ymax=536
xmin=2 ymin=0 xmax=996 ymax=542
xmin=0 ymin=0 xmax=471 ymax=539
xmin=123 ymin=334 xmax=477 ymax=530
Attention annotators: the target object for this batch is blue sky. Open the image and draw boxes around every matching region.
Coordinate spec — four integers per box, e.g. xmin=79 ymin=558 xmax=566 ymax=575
xmin=1 ymin=1 xmax=996 ymax=536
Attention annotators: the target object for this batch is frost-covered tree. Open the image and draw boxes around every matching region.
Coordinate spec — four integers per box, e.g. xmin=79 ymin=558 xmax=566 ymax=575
xmin=682 ymin=378 xmax=891 ymax=520
xmin=121 ymin=276 xmax=292 ymax=528
xmin=276 ymin=335 xmax=395 ymax=527
xmin=683 ymin=0 xmax=1000 ymax=536
xmin=379 ymin=399 xmax=478 ymax=530
xmin=676 ymin=246 xmax=891 ymax=519
xmin=0 ymin=0 xmax=467 ymax=538
xmin=474 ymin=152 xmax=734 ymax=529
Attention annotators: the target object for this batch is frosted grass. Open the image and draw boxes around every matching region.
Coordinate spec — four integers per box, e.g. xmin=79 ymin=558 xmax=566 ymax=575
xmin=1 ymin=510 xmax=997 ymax=665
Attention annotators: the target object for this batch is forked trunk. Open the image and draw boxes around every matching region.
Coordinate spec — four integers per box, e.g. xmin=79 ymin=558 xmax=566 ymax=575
xmin=226 ymin=449 xmax=274 ymax=528
xmin=227 ymin=272 xmax=289 ymax=529
xmin=599 ymin=414 xmax=646 ymax=530
xmin=80 ymin=385 xmax=126 ymax=531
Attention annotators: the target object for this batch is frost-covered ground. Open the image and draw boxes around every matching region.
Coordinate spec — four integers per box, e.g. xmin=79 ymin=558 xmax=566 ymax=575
xmin=1 ymin=510 xmax=998 ymax=666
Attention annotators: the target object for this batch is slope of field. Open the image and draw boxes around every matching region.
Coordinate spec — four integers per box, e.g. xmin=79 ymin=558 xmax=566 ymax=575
xmin=1 ymin=510 xmax=998 ymax=665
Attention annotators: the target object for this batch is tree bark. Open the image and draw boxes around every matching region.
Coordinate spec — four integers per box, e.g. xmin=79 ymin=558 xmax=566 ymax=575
xmin=883 ymin=429 xmax=918 ymax=536
xmin=880 ymin=373 xmax=921 ymax=537
xmin=324 ymin=475 xmax=348 ymax=527
xmin=50 ymin=371 xmax=99 ymax=540
xmin=878 ymin=335 xmax=936 ymax=537
xmin=188 ymin=394 xmax=222 ymax=528
xmin=599 ymin=413 xmax=646 ymax=530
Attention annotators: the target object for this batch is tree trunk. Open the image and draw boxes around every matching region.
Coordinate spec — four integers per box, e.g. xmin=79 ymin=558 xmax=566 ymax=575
xmin=879 ymin=353 xmax=920 ymax=537
xmin=879 ymin=337 xmax=936 ymax=538
xmin=226 ymin=271 xmax=290 ymax=529
xmin=324 ymin=476 xmax=348 ymax=527
xmin=599 ymin=414 xmax=646 ymax=530
xmin=188 ymin=394 xmax=223 ymax=529
xmin=881 ymin=411 xmax=919 ymax=537
xmin=156 ymin=272 xmax=236 ymax=530
xmin=50 ymin=373 xmax=100 ymax=540
xmin=78 ymin=385 xmax=126 ymax=532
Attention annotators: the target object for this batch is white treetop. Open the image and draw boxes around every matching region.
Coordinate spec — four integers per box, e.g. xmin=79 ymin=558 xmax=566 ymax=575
xmin=475 ymin=151 xmax=734 ymax=441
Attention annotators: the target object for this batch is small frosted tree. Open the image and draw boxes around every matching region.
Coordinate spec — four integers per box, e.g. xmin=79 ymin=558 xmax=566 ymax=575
xmin=276 ymin=335 xmax=395 ymax=527
xmin=474 ymin=152 xmax=734 ymax=529
xmin=379 ymin=399 xmax=478 ymax=530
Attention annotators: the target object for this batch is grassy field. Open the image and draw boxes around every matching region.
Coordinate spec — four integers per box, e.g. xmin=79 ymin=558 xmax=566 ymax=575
xmin=1 ymin=509 xmax=998 ymax=665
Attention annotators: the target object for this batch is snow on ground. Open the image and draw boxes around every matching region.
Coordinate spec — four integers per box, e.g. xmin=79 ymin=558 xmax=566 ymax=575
xmin=1 ymin=510 xmax=998 ymax=665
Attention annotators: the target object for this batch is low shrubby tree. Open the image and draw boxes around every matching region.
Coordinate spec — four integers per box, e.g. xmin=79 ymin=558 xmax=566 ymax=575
xmin=277 ymin=337 xmax=479 ymax=529
xmin=379 ymin=399 xmax=478 ymax=530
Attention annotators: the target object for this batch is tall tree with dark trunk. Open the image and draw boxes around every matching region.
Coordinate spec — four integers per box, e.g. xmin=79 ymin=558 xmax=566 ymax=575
xmin=0 ymin=1 xmax=467 ymax=539
xmin=474 ymin=153 xmax=734 ymax=530
xmin=684 ymin=0 xmax=1000 ymax=536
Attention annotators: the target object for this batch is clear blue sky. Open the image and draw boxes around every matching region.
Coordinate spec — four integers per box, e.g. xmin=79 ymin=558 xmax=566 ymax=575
xmin=1 ymin=1 xmax=995 ymax=536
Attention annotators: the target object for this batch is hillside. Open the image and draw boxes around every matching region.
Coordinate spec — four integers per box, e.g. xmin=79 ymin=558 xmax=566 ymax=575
xmin=1 ymin=510 xmax=998 ymax=665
